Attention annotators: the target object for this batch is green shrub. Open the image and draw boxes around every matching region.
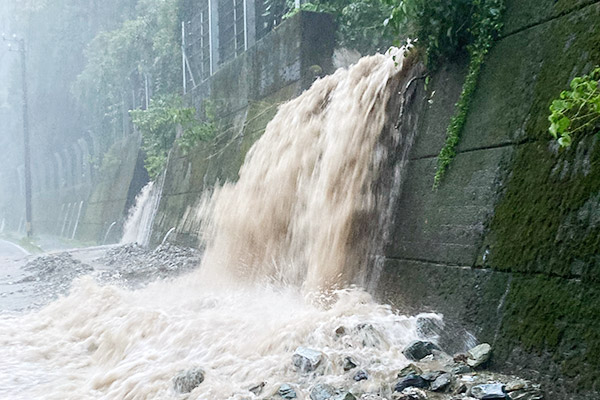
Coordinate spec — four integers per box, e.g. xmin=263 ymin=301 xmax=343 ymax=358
xmin=130 ymin=95 xmax=215 ymax=179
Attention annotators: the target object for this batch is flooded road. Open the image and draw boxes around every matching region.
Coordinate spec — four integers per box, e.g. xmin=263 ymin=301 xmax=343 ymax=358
xmin=0 ymin=243 xmax=201 ymax=313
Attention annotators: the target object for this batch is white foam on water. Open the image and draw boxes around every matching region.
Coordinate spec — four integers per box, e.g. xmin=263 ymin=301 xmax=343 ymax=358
xmin=0 ymin=48 xmax=437 ymax=399
xmin=0 ymin=276 xmax=438 ymax=399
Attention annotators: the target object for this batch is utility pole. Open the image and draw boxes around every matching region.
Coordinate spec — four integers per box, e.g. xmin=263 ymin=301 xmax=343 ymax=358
xmin=19 ymin=37 xmax=32 ymax=237
xmin=3 ymin=34 xmax=32 ymax=237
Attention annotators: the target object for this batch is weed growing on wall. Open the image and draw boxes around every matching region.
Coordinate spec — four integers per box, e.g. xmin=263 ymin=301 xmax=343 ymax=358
xmin=548 ymin=67 xmax=600 ymax=148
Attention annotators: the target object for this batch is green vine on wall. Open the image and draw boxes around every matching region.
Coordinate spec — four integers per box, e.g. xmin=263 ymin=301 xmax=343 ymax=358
xmin=383 ymin=0 xmax=505 ymax=188
xmin=548 ymin=67 xmax=600 ymax=148
xmin=432 ymin=0 xmax=505 ymax=188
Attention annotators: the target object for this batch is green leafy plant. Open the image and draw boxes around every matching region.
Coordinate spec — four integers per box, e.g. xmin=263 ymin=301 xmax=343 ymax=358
xmin=176 ymin=100 xmax=217 ymax=155
xmin=130 ymin=95 xmax=215 ymax=179
xmin=384 ymin=0 xmax=473 ymax=66
xmin=548 ymin=67 xmax=600 ymax=148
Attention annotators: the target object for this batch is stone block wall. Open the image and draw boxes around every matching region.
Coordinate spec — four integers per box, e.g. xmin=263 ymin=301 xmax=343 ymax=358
xmin=75 ymin=134 xmax=146 ymax=243
xmin=378 ymin=2 xmax=600 ymax=398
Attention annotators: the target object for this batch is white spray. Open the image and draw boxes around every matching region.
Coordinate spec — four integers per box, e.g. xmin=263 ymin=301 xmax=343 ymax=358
xmin=0 ymin=49 xmax=436 ymax=400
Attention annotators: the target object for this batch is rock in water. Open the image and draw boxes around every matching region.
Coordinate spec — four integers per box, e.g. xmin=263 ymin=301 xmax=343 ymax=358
xmin=398 ymin=364 xmax=423 ymax=377
xmin=505 ymin=379 xmax=527 ymax=392
xmin=421 ymin=370 xmax=443 ymax=381
xmin=470 ymin=383 xmax=507 ymax=399
xmin=310 ymin=383 xmax=337 ymax=400
xmin=402 ymin=340 xmax=440 ymax=361
xmin=249 ymin=382 xmax=265 ymax=395
xmin=467 ymin=343 xmax=492 ymax=368
xmin=450 ymin=363 xmax=472 ymax=375
xmin=333 ymin=393 xmax=357 ymax=400
xmin=342 ymin=356 xmax=357 ymax=371
xmin=293 ymin=347 xmax=323 ymax=372
xmin=335 ymin=326 xmax=347 ymax=337
xmin=454 ymin=383 xmax=468 ymax=395
xmin=430 ymin=373 xmax=452 ymax=392
xmin=391 ymin=388 xmax=427 ymax=400
xmin=354 ymin=323 xmax=383 ymax=347
xmin=508 ymin=388 xmax=544 ymax=400
xmin=453 ymin=352 xmax=469 ymax=363
xmin=416 ymin=316 xmax=444 ymax=338
xmin=353 ymin=369 xmax=368 ymax=381
xmin=394 ymin=374 xmax=428 ymax=392
xmin=173 ymin=367 xmax=205 ymax=394
xmin=279 ymin=384 xmax=297 ymax=399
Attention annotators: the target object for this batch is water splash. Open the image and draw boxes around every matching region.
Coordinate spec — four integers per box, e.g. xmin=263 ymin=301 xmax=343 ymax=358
xmin=0 ymin=49 xmax=433 ymax=399
xmin=0 ymin=277 xmax=439 ymax=399
xmin=71 ymin=201 xmax=84 ymax=240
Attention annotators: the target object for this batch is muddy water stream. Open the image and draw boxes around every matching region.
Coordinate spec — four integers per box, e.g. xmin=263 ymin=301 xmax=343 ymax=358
xmin=0 ymin=49 xmax=454 ymax=399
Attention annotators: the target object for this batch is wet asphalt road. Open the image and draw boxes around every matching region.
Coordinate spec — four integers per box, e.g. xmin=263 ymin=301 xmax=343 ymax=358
xmin=0 ymin=240 xmax=31 ymax=312
xmin=0 ymin=239 xmax=28 ymax=258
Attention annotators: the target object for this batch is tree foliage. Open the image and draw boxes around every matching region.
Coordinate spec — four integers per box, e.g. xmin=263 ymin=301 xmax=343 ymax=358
xmin=130 ymin=95 xmax=215 ymax=179
xmin=73 ymin=0 xmax=181 ymax=147
xmin=383 ymin=0 xmax=502 ymax=66
xmin=262 ymin=0 xmax=394 ymax=53
xmin=309 ymin=0 xmax=396 ymax=53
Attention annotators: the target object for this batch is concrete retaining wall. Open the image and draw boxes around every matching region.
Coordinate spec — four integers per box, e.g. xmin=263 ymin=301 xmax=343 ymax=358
xmin=150 ymin=11 xmax=335 ymax=247
xmin=379 ymin=1 xmax=600 ymax=398
xmin=30 ymin=133 xmax=144 ymax=244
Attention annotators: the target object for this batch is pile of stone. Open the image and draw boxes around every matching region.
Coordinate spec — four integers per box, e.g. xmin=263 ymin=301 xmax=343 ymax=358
xmin=172 ymin=326 xmax=544 ymax=400
xmin=96 ymin=243 xmax=201 ymax=287
xmin=17 ymin=252 xmax=94 ymax=305
xmin=99 ymin=243 xmax=148 ymax=265
xmin=22 ymin=252 xmax=93 ymax=279
xmin=391 ymin=340 xmax=542 ymax=400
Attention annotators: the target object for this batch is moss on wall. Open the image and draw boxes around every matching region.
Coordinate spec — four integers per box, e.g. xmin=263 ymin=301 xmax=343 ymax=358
xmin=496 ymin=275 xmax=600 ymax=391
xmin=488 ymin=138 xmax=600 ymax=279
xmin=385 ymin=3 xmax=600 ymax=397
xmin=487 ymin=3 xmax=600 ymax=281
xmin=478 ymin=2 xmax=600 ymax=394
xmin=502 ymin=0 xmax=598 ymax=35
